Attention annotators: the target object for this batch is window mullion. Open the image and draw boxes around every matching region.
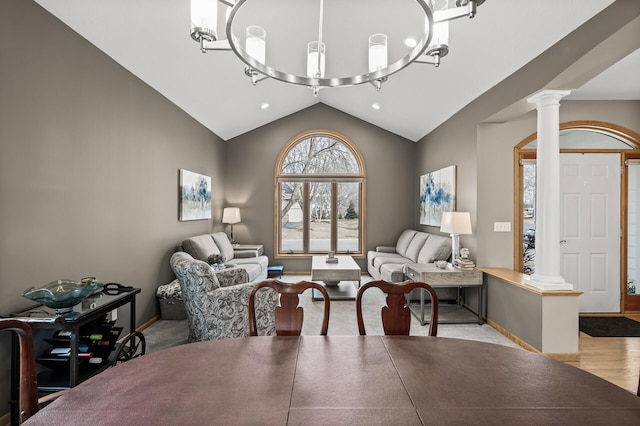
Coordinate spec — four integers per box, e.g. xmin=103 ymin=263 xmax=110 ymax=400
xmin=331 ymin=182 xmax=338 ymax=252
xmin=303 ymin=182 xmax=310 ymax=253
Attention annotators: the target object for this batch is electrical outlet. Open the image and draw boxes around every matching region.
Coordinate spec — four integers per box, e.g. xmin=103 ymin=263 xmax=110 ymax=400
xmin=111 ymin=309 xmax=118 ymax=321
xmin=494 ymin=222 xmax=511 ymax=232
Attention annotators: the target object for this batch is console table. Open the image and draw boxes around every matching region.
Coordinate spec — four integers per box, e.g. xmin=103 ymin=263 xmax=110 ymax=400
xmin=405 ymin=263 xmax=483 ymax=325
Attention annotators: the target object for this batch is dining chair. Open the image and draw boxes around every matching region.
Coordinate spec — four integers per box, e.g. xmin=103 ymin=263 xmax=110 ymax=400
xmin=0 ymin=319 xmax=68 ymax=424
xmin=356 ymin=280 xmax=439 ymax=336
xmin=1 ymin=319 xmax=39 ymax=424
xmin=249 ymin=280 xmax=331 ymax=336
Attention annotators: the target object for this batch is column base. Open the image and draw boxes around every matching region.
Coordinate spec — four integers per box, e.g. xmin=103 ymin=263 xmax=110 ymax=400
xmin=524 ymin=275 xmax=574 ymax=291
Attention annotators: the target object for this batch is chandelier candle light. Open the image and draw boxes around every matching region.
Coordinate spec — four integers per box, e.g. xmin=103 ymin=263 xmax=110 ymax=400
xmin=190 ymin=0 xmax=483 ymax=95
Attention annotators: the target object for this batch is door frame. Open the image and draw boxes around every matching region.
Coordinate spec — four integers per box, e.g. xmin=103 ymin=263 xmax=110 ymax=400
xmin=514 ymin=121 xmax=640 ymax=313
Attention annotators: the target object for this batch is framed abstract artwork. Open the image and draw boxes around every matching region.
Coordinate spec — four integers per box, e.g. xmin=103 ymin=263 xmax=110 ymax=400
xmin=179 ymin=169 xmax=212 ymax=221
xmin=419 ymin=165 xmax=456 ymax=226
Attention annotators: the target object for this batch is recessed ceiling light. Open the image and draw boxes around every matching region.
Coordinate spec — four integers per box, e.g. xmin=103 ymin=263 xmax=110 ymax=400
xmin=404 ymin=38 xmax=417 ymax=48
xmin=372 ymin=103 xmax=381 ymax=110
xmin=260 ymin=102 xmax=269 ymax=109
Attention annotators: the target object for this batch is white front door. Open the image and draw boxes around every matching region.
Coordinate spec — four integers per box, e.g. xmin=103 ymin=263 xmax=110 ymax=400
xmin=560 ymin=153 xmax=621 ymax=313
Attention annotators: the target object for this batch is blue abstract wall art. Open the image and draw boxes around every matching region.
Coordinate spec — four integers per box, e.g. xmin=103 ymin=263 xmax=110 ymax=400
xmin=179 ymin=169 xmax=212 ymax=221
xmin=420 ymin=165 xmax=456 ymax=226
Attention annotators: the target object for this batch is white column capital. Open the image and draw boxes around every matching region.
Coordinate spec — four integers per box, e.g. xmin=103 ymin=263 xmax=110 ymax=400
xmin=527 ymin=90 xmax=572 ymax=108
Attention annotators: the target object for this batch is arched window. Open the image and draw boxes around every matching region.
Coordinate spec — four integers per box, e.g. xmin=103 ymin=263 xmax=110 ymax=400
xmin=274 ymin=130 xmax=366 ymax=257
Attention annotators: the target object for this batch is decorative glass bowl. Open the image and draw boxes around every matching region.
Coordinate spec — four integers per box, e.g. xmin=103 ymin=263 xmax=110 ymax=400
xmin=22 ymin=278 xmax=104 ymax=314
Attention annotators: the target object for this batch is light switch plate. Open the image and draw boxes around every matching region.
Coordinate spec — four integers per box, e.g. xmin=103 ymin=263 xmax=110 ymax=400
xmin=494 ymin=222 xmax=511 ymax=232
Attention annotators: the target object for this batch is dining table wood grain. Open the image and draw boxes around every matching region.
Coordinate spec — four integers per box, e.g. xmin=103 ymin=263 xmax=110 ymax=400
xmin=25 ymin=336 xmax=640 ymax=425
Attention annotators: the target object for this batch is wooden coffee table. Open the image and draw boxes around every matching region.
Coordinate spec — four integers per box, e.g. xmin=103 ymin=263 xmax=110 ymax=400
xmin=311 ymin=255 xmax=361 ymax=300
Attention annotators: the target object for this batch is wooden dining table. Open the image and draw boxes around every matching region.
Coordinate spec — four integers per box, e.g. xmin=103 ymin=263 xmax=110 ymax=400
xmin=25 ymin=336 xmax=640 ymax=425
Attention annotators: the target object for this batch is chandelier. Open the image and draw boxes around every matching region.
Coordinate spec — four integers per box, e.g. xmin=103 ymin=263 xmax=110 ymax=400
xmin=190 ymin=0 xmax=484 ymax=96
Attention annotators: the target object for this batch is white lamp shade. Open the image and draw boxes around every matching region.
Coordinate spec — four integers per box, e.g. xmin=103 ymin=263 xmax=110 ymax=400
xmin=222 ymin=207 xmax=241 ymax=224
xmin=191 ymin=0 xmax=218 ymax=39
xmin=440 ymin=212 xmax=472 ymax=235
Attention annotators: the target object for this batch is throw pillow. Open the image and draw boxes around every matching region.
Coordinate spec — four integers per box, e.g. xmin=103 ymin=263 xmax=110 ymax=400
xmin=395 ymin=230 xmax=418 ymax=257
xmin=182 ymin=234 xmax=220 ymax=261
xmin=212 ymin=232 xmax=235 ymax=261
xmin=405 ymin=233 xmax=429 ymax=263
xmin=417 ymin=234 xmax=452 ymax=263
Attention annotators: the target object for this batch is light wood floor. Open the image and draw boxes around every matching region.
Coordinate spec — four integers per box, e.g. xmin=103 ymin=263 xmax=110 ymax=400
xmin=564 ymin=314 xmax=640 ymax=395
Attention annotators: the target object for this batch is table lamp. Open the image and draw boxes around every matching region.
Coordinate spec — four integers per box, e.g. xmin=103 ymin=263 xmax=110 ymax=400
xmin=222 ymin=207 xmax=241 ymax=245
xmin=440 ymin=211 xmax=472 ymax=261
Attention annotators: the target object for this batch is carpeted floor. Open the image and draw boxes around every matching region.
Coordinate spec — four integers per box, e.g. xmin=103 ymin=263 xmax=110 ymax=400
xmin=144 ymin=275 xmax=522 ymax=353
xmin=579 ymin=316 xmax=640 ymax=337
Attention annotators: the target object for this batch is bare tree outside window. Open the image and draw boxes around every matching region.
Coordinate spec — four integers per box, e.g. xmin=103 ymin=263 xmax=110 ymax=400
xmin=276 ymin=132 xmax=364 ymax=255
xmin=523 ymin=163 xmax=536 ymax=274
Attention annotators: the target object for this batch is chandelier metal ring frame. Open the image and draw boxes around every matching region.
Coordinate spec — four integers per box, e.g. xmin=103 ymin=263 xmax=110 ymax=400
xmin=227 ymin=0 xmax=432 ymax=89
xmin=190 ymin=0 xmax=483 ymax=93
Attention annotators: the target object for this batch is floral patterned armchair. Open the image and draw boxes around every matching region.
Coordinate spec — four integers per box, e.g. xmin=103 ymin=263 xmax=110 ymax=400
xmin=170 ymin=252 xmax=277 ymax=341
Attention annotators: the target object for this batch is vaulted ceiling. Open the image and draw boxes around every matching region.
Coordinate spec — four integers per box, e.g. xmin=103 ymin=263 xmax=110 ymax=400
xmin=34 ymin=0 xmax=639 ymax=141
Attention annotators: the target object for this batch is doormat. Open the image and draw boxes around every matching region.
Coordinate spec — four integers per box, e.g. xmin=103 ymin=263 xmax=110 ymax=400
xmin=579 ymin=317 xmax=640 ymax=337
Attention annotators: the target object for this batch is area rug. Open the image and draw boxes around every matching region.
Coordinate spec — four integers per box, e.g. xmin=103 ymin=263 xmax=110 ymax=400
xmin=579 ymin=317 xmax=640 ymax=337
xmin=145 ymin=274 xmax=522 ymax=352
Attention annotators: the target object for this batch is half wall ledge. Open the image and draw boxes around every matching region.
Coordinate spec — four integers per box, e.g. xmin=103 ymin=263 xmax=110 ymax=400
xmin=478 ymin=267 xmax=582 ymax=360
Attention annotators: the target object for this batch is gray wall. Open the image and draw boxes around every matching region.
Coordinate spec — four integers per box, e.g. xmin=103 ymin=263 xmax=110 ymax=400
xmin=0 ymin=0 xmax=225 ymax=413
xmin=414 ymin=111 xmax=480 ymax=256
xmin=226 ymin=104 xmax=416 ymax=273
xmin=486 ymin=276 xmax=543 ymax=349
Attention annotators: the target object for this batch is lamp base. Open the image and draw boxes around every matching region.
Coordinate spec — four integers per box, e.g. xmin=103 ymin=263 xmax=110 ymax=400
xmin=229 ymin=225 xmax=238 ymax=246
xmin=450 ymin=233 xmax=460 ymax=261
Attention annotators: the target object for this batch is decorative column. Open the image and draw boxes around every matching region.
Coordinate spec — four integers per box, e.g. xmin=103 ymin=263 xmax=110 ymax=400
xmin=525 ymin=90 xmax=573 ymax=291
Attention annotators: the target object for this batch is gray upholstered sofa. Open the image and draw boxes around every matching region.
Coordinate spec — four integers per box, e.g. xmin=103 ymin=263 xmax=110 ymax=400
xmin=367 ymin=229 xmax=452 ymax=282
xmin=180 ymin=232 xmax=268 ymax=282
xmin=157 ymin=232 xmax=269 ymax=320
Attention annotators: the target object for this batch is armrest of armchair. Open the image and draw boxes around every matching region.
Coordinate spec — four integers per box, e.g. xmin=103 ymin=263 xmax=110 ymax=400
xmin=214 ymin=267 xmax=249 ymax=287
xmin=376 ymin=246 xmax=397 ymax=253
xmin=233 ymin=249 xmax=259 ymax=258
